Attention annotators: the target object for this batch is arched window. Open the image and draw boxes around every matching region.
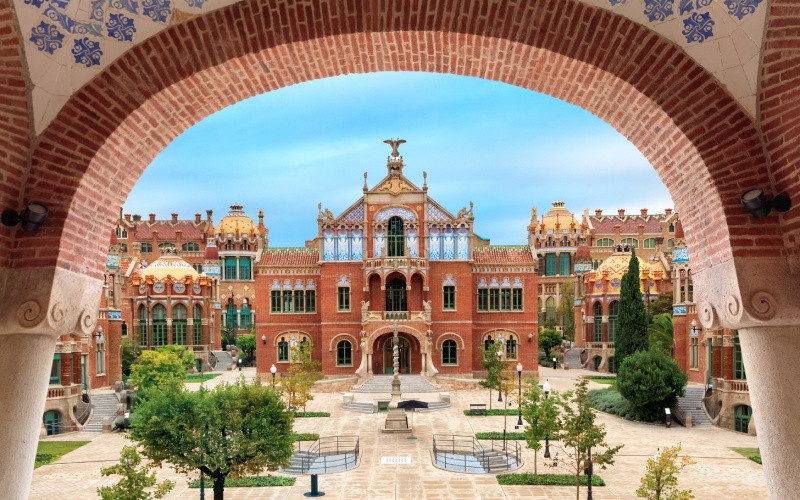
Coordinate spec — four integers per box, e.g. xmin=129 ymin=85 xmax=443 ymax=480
xmin=442 ymin=339 xmax=457 ymax=365
xmin=152 ymin=304 xmax=167 ymax=347
xmin=734 ymin=405 xmax=752 ymax=433
xmin=669 ymin=223 xmax=675 ymax=232
xmin=43 ymin=410 xmax=61 ymax=436
xmin=607 ymin=301 xmax=619 ymax=343
xmin=138 ymin=304 xmax=147 ymax=346
xmin=733 ymin=330 xmax=746 ymax=380
xmin=596 ymin=238 xmax=614 ymax=247
xmin=172 ymin=304 xmax=187 ymax=345
xmin=158 ymin=242 xmax=175 ymax=251
xmin=140 ymin=242 xmax=152 ymax=253
xmin=505 ymin=335 xmax=518 ymax=360
xmin=593 ymin=301 xmax=603 ymax=342
xmin=643 ymin=238 xmax=656 ymax=248
xmin=484 ymin=335 xmax=494 ymax=351
xmin=277 ymin=337 xmax=289 ymax=362
xmin=192 ymin=263 xmax=203 ymax=274
xmin=336 ymin=340 xmax=352 ymax=366
xmin=226 ymin=298 xmax=237 ymax=331
xmin=181 ymin=242 xmax=200 ymax=252
xmin=387 ymin=216 xmax=405 ymax=257
xmin=667 ymin=239 xmax=674 ymax=248
xmin=620 ymin=237 xmax=638 ymax=248
xmin=193 ymin=304 xmax=203 ymax=345
xmin=545 ymin=297 xmax=556 ymax=324
xmin=241 ymin=241 xmax=250 ymax=251
xmin=240 ymin=300 xmax=251 ymax=329
xmin=386 ymin=278 xmax=407 ymax=312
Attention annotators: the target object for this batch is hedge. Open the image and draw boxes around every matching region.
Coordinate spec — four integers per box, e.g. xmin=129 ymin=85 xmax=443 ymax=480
xmin=475 ymin=432 xmax=526 ymax=440
xmin=188 ymin=475 xmax=295 ymax=488
xmin=497 ymin=473 xmax=605 ymax=486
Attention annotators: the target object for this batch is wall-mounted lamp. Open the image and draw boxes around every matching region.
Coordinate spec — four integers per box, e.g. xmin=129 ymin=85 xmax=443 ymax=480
xmin=740 ymin=188 xmax=791 ymax=219
xmin=1 ymin=201 xmax=49 ymax=232
xmin=527 ymin=333 xmax=533 ymax=343
xmin=261 ymin=334 xmax=267 ymax=345
xmin=94 ymin=326 xmax=104 ymax=342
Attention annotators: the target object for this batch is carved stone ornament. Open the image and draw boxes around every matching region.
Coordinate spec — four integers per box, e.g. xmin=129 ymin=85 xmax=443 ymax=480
xmin=0 ymin=266 xmax=104 ymax=336
xmin=693 ymin=257 xmax=800 ymax=329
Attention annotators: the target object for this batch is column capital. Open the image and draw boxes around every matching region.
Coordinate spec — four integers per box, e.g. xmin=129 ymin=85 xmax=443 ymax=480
xmin=0 ymin=267 xmax=102 ymax=336
xmin=694 ymin=257 xmax=800 ymax=330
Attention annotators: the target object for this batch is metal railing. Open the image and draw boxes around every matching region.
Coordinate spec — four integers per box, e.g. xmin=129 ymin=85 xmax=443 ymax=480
xmin=432 ymin=434 xmax=520 ymax=473
xmin=291 ymin=436 xmax=360 ymax=474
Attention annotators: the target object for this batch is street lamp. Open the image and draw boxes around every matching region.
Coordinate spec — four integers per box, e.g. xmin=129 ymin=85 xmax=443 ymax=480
xmin=516 ymin=363 xmax=523 ymax=426
xmin=586 ymin=446 xmax=594 ymax=500
xmin=542 ymin=380 xmax=551 ymax=459
xmin=496 ymin=349 xmax=503 ymax=402
xmin=270 ymin=364 xmax=277 ymax=388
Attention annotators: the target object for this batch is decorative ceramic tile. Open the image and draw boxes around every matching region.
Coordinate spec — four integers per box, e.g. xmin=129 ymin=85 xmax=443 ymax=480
xmin=724 ymin=0 xmax=762 ymax=20
xmin=682 ymin=11 xmax=715 ymax=43
xmin=340 ymin=202 xmax=364 ymax=222
xmin=643 ymin=0 xmax=674 ymax=22
xmin=673 ymin=305 xmax=687 ymax=315
xmin=375 ymin=207 xmax=416 ymax=222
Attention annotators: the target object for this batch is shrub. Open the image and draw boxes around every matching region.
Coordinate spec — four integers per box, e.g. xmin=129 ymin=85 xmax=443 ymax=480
xmin=497 ymin=473 xmax=605 ymax=486
xmin=293 ymin=411 xmax=330 ymax=418
xmin=188 ymin=475 xmax=295 ymax=488
xmin=475 ymin=432 xmax=526 ymax=440
xmin=292 ymin=433 xmax=320 ymax=442
xmin=463 ymin=408 xmax=519 ymax=416
xmin=616 ymin=350 xmax=687 ymax=421
xmin=588 ymin=388 xmax=656 ymax=421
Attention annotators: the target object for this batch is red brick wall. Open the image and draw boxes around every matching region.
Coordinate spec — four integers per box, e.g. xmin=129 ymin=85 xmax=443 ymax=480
xmin=13 ymin=0 xmax=780 ymax=282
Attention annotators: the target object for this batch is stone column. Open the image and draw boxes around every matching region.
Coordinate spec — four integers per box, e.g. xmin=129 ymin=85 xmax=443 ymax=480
xmin=0 ymin=267 xmax=102 ymax=499
xmin=739 ymin=327 xmax=800 ymax=500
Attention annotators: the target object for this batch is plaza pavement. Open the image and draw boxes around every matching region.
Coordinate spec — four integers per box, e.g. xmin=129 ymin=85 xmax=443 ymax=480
xmin=30 ymin=366 xmax=766 ymax=499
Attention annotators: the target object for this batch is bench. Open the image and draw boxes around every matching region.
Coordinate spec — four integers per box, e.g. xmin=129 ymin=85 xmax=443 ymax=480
xmin=469 ymin=403 xmax=487 ymax=415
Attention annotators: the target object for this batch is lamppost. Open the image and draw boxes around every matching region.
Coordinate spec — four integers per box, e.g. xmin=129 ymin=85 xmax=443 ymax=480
xmin=516 ymin=363 xmax=523 ymax=427
xmin=270 ymin=364 xmax=277 ymax=388
xmin=542 ymin=380 xmax=551 ymax=458
xmin=497 ymin=349 xmax=503 ymax=402
xmin=586 ymin=446 xmax=594 ymax=500
xmin=145 ymin=294 xmax=152 ymax=348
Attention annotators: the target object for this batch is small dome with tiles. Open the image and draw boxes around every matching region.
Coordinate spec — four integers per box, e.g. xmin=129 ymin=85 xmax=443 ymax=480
xmin=215 ymin=204 xmax=256 ymax=237
xmin=141 ymin=248 xmax=198 ymax=280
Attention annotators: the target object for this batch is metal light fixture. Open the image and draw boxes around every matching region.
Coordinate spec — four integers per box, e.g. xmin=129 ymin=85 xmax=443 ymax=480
xmin=261 ymin=334 xmax=267 ymax=345
xmin=270 ymin=363 xmax=277 ymax=388
xmin=2 ymin=201 xmax=49 ymax=232
xmin=740 ymin=188 xmax=791 ymax=219
xmin=516 ymin=363 xmax=523 ymax=426
xmin=542 ymin=380 xmax=551 ymax=459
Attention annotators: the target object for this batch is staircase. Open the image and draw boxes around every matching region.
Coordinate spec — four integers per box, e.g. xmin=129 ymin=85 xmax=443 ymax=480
xmin=676 ymin=386 xmax=712 ymax=427
xmin=353 ymin=375 xmax=438 ymax=393
xmin=343 ymin=401 xmax=375 ymax=413
xmin=83 ymin=393 xmax=120 ymax=432
xmin=285 ymin=450 xmax=319 ymax=474
xmin=563 ymin=348 xmax=583 ymax=370
xmin=480 ymin=450 xmax=519 ymax=472
xmin=419 ymin=401 xmax=450 ymax=412
xmin=210 ymin=350 xmax=232 ymax=370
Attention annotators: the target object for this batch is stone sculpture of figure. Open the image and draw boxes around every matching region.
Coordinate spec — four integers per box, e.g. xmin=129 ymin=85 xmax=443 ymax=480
xmin=457 ymin=206 xmax=468 ymax=219
xmin=361 ymin=300 xmax=370 ymax=322
xmin=360 ymin=330 xmax=367 ymax=351
xmin=422 ymin=299 xmax=432 ymax=323
xmin=425 ymin=330 xmax=433 ymax=353
xmin=384 ymin=138 xmax=406 ymax=157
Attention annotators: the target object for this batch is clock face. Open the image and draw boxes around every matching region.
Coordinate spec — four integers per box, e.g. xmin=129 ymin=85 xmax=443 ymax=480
xmin=153 ymin=282 xmax=165 ymax=293
xmin=193 ymin=283 xmax=202 ymax=294
xmin=173 ymin=282 xmax=186 ymax=294
xmin=138 ymin=284 xmax=146 ymax=294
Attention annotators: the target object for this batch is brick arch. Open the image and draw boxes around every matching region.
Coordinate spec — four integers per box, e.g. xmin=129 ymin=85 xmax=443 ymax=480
xmin=19 ymin=0 xmax=773 ymax=279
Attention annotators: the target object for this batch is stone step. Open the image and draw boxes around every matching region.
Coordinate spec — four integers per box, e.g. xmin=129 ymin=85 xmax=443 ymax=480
xmin=353 ymin=375 xmax=438 ymax=393
xmin=83 ymin=394 xmax=121 ymax=432
xmin=343 ymin=402 xmax=375 ymax=414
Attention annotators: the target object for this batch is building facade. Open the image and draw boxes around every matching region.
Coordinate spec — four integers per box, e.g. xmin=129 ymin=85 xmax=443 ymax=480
xmin=255 ymin=142 xmax=539 ymax=378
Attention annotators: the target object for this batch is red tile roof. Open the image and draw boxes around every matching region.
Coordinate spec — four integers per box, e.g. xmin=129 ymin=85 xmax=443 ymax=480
xmin=472 ymin=246 xmax=534 ymax=264
xmin=134 ymin=221 xmax=206 ymax=240
xmin=259 ymin=248 xmax=320 ymax=267
xmin=589 ymin=214 xmax=667 ymax=234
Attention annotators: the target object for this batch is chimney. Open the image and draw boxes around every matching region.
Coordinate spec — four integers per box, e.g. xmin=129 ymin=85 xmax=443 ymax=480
xmin=195 ymin=213 xmax=202 ymax=223
xmin=206 ymin=209 xmax=213 ymax=221
xmin=595 ymin=209 xmax=602 ymax=217
xmin=124 ymin=213 xmax=131 ymax=222
xmin=148 ymin=213 xmax=156 ymax=223
xmin=640 ymin=208 xmax=648 ymax=216
xmin=171 ymin=213 xmax=178 ymax=223
xmin=665 ymin=208 xmax=673 ymax=215
xmin=618 ymin=209 xmax=625 ymax=217
xmin=133 ymin=214 xmax=141 ymax=222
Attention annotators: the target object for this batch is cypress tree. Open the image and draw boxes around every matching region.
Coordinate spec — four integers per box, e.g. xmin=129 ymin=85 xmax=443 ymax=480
xmin=614 ymin=249 xmax=649 ymax=368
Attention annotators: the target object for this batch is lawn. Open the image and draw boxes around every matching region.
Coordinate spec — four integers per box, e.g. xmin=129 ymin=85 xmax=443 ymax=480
xmin=732 ymin=447 xmax=762 ymax=464
xmin=586 ymin=375 xmax=616 ymax=385
xmin=35 ymin=441 xmax=90 ymax=468
xmin=185 ymin=373 xmax=221 ymax=383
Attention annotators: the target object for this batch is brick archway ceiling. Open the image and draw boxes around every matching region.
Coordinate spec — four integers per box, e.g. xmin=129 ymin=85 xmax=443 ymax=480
xmin=16 ymin=0 xmax=779 ymax=279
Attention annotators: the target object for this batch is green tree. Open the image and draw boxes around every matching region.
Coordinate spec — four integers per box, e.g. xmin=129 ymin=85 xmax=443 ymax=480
xmin=554 ymin=377 xmax=623 ymax=500
xmin=97 ymin=445 xmax=174 ymax=500
xmin=155 ymin=345 xmax=195 ymax=370
xmin=647 ymin=292 xmax=674 ymax=317
xmin=282 ymin=340 xmax=323 ymax=412
xmin=648 ymin=313 xmax=674 ymax=354
xmin=521 ymin=380 xmax=561 ymax=475
xmin=130 ymin=378 xmax=294 ymax=500
xmin=557 ymin=281 xmax=576 ymax=341
xmin=236 ymin=334 xmax=256 ymax=365
xmin=538 ymin=327 xmax=562 ymax=359
xmin=128 ymin=349 xmax=187 ymax=394
xmin=121 ymin=339 xmax=141 ymax=380
xmin=479 ymin=340 xmax=504 ymax=410
xmin=636 ymin=443 xmax=695 ymax=499
xmin=616 ymin=350 xmax=687 ymax=421
xmin=615 ymin=249 xmax=649 ymax=368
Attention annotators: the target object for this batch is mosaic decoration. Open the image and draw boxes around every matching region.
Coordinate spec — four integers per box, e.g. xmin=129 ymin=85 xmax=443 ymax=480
xmin=673 ymin=305 xmax=687 ymax=315
xmin=106 ymin=254 xmax=120 ymax=269
xmin=595 ymin=281 xmax=603 ymax=290
xmin=29 ymin=21 xmax=64 ymax=54
xmin=204 ymin=265 xmax=220 ymax=277
xmin=282 ymin=279 xmax=292 ymax=289
xmin=608 ymin=0 xmax=627 ymax=4
xmin=351 ymin=228 xmax=363 ymax=260
xmin=442 ymin=226 xmax=455 ymax=260
xmin=673 ymin=247 xmax=689 ymax=263
xmin=477 ymin=277 xmax=488 ymax=287
xmin=373 ymin=227 xmax=385 ymax=258
xmin=406 ymin=227 xmax=418 ymax=258
xmin=108 ymin=310 xmax=122 ymax=319
xmin=489 ymin=277 xmax=500 ymax=288
xmin=724 ymin=0 xmax=762 ymax=20
xmin=682 ymin=11 xmax=714 ymax=43
xmin=680 ymin=0 xmax=713 ymax=14
xmin=443 ymin=274 xmax=456 ymax=286
xmin=323 ymin=227 xmax=335 ymax=261
xmin=428 ymin=226 xmax=440 ymax=260
xmin=501 ymin=277 xmax=511 ymax=287
xmin=426 ymin=204 xmax=450 ymax=222
xmin=72 ymin=37 xmax=103 ymax=67
xmin=143 ymin=0 xmax=171 ymax=22
xmin=375 ymin=207 xmax=416 ymax=222
xmin=107 ymin=13 xmax=136 ymax=42
xmin=341 ymin=202 xmax=365 ymax=223
xmin=306 ymin=279 xmax=316 ymax=289
xmin=610 ymin=278 xmax=621 ymax=289
xmin=574 ymin=263 xmax=593 ymax=273
xmin=643 ymin=0 xmax=674 ymax=22
xmin=337 ymin=275 xmax=350 ymax=287
xmin=512 ymin=277 xmax=523 ymax=287
xmin=337 ymin=228 xmax=349 ymax=260
xmin=294 ymin=279 xmax=305 ymax=289
xmin=456 ymin=227 xmax=469 ymax=260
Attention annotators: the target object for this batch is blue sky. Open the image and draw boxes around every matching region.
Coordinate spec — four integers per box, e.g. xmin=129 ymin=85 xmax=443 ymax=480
xmin=123 ymin=72 xmax=673 ymax=246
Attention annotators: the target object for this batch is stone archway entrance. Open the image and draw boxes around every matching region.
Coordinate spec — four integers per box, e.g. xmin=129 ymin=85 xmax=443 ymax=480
xmin=375 ymin=333 xmax=417 ymax=375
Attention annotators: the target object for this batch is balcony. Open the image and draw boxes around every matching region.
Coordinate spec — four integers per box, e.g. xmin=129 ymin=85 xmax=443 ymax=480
xmin=364 ymin=310 xmax=427 ymax=322
xmin=713 ymin=378 xmax=749 ymax=393
xmin=588 ymin=342 xmax=615 ymax=350
xmin=47 ymin=383 xmax=82 ymax=399
xmin=364 ymin=257 xmax=428 ymax=272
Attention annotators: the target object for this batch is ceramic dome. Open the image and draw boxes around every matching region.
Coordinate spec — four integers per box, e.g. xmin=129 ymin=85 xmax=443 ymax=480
xmin=215 ymin=204 xmax=256 ymax=237
xmin=141 ymin=249 xmax=198 ymax=280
